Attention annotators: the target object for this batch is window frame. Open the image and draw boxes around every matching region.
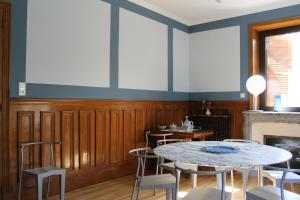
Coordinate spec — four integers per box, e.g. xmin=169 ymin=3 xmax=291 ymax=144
xmin=259 ymin=25 xmax=300 ymax=112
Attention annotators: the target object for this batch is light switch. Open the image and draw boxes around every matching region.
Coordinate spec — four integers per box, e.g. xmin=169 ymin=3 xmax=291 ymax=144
xmin=19 ymin=82 xmax=26 ymax=96
xmin=240 ymin=93 xmax=245 ymax=99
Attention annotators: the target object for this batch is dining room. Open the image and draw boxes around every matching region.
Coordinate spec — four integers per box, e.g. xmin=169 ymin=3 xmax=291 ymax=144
xmin=1 ymin=0 xmax=300 ymax=200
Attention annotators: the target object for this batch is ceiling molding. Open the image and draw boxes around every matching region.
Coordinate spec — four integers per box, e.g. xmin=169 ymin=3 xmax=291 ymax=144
xmin=128 ymin=0 xmax=191 ymax=25
xmin=128 ymin=0 xmax=300 ymax=26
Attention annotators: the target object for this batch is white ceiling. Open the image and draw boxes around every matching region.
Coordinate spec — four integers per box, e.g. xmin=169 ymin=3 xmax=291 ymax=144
xmin=129 ymin=0 xmax=300 ymax=25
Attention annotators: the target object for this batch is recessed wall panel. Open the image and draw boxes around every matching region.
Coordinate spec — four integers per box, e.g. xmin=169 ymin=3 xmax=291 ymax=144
xmin=189 ymin=26 xmax=240 ymax=92
xmin=26 ymin=0 xmax=111 ymax=87
xmin=119 ymin=8 xmax=168 ymax=91
xmin=173 ymin=28 xmax=190 ymax=92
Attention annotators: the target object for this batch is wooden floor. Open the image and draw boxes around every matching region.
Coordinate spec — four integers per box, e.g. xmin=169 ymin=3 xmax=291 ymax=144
xmin=50 ymin=172 xmax=300 ymax=200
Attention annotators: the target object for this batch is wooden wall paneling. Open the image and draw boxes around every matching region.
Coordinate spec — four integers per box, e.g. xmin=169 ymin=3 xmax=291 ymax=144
xmin=135 ymin=109 xmax=147 ymax=148
xmin=7 ymin=100 xmax=190 ymax=199
xmin=123 ymin=109 xmax=136 ymax=159
xmin=79 ymin=110 xmax=95 ymax=169
xmin=165 ymin=109 xmax=172 ymax=126
xmin=54 ymin=111 xmax=61 ymax=168
xmin=156 ymin=109 xmax=166 ymax=126
xmin=95 ymin=110 xmax=110 ymax=167
xmin=40 ymin=112 xmax=56 ymax=167
xmin=110 ymin=109 xmax=124 ymax=164
xmin=0 ymin=3 xmax=10 ymax=198
xmin=146 ymin=108 xmax=157 ymax=131
xmin=61 ymin=111 xmax=78 ymax=170
xmin=17 ymin=112 xmax=35 ymax=170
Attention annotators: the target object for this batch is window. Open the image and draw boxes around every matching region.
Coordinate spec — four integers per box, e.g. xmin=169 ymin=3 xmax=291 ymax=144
xmin=260 ymin=26 xmax=300 ymax=111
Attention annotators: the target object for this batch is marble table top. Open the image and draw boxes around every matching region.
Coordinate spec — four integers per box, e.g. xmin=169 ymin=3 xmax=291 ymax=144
xmin=153 ymin=141 xmax=292 ymax=167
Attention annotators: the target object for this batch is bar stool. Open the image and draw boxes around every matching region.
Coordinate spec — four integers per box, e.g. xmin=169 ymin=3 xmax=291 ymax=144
xmin=18 ymin=141 xmax=65 ymax=200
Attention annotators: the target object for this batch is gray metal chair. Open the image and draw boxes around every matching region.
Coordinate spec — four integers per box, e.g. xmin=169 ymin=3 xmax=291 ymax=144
xmin=261 ymin=148 xmax=300 ymax=191
xmin=246 ymin=165 xmax=300 ymax=200
xmin=223 ymin=139 xmax=260 ymax=199
xmin=129 ymin=147 xmax=176 ymax=200
xmin=175 ymin=162 xmax=232 ymax=200
xmin=145 ymin=131 xmax=173 ymax=150
xmin=18 ymin=141 xmax=65 ymax=200
xmin=157 ymin=139 xmax=198 ymax=190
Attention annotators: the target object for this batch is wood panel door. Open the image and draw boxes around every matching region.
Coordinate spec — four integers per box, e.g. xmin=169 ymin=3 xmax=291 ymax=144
xmin=0 ymin=2 xmax=10 ymax=199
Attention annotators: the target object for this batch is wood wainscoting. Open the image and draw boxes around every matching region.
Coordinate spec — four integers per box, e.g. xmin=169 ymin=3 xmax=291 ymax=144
xmin=5 ymin=99 xmax=247 ymax=199
xmin=7 ymin=99 xmax=189 ymax=199
xmin=190 ymin=101 xmax=248 ymax=139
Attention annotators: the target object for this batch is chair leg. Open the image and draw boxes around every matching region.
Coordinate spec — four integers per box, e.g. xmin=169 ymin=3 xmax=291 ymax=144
xmin=17 ymin=174 xmax=22 ymax=200
xmin=231 ymin=170 xmax=234 ymax=192
xmin=166 ymin=188 xmax=171 ymax=200
xmin=172 ymin=186 xmax=177 ymax=200
xmin=37 ymin=177 xmax=43 ymax=200
xmin=176 ymin=171 xmax=181 ymax=197
xmin=131 ymin=178 xmax=138 ymax=200
xmin=60 ymin=173 xmax=65 ymax=200
xmin=135 ymin=181 xmax=142 ymax=200
xmin=242 ymin=170 xmax=250 ymax=200
xmin=46 ymin=176 xmax=51 ymax=200
xmin=191 ymin=174 xmax=197 ymax=188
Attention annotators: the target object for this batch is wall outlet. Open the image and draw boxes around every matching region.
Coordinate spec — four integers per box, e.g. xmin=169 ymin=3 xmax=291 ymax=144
xmin=19 ymin=82 xmax=26 ymax=96
xmin=240 ymin=93 xmax=245 ymax=99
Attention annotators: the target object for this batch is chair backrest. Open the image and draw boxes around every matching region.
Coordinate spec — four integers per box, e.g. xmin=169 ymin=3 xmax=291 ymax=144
xmin=145 ymin=131 xmax=173 ymax=148
xmin=264 ymin=165 xmax=300 ymax=200
xmin=128 ymin=147 xmax=158 ymax=178
xmin=223 ymin=139 xmax=260 ymax=144
xmin=157 ymin=138 xmax=188 ymax=147
xmin=19 ymin=141 xmax=62 ymax=173
xmin=174 ymin=162 xmax=230 ymax=200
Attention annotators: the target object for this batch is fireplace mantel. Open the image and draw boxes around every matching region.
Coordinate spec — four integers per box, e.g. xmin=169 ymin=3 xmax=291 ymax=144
xmin=243 ymin=111 xmax=300 ymax=140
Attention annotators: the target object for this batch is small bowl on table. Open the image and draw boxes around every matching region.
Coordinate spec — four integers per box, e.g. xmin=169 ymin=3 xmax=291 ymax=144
xmin=157 ymin=125 xmax=167 ymax=130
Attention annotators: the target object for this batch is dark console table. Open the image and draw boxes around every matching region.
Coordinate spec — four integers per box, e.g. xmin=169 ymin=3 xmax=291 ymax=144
xmin=189 ymin=115 xmax=231 ymax=140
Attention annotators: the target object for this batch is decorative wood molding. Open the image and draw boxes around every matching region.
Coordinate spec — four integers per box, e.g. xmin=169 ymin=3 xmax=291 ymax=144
xmin=0 ymin=2 xmax=11 ymax=199
xmin=248 ymin=16 xmax=300 ymax=110
xmin=8 ymin=99 xmax=189 ymax=199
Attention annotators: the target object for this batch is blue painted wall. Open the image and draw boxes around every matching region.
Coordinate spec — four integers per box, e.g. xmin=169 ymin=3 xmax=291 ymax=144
xmin=9 ymin=0 xmax=300 ymax=100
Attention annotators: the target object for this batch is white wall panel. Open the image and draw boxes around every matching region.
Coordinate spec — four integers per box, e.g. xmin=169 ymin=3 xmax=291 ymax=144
xmin=119 ymin=8 xmax=168 ymax=91
xmin=173 ymin=29 xmax=190 ymax=92
xmin=189 ymin=26 xmax=240 ymax=92
xmin=26 ymin=0 xmax=111 ymax=87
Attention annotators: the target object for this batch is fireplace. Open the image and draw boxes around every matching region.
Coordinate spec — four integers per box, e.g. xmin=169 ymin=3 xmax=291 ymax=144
xmin=264 ymin=135 xmax=300 ymax=169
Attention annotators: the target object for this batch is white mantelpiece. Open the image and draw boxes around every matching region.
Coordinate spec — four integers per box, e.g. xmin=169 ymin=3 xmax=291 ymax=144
xmin=243 ymin=111 xmax=300 ymax=142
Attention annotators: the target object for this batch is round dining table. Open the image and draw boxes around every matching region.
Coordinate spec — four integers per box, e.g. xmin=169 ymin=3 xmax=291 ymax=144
xmin=153 ymin=141 xmax=292 ymax=190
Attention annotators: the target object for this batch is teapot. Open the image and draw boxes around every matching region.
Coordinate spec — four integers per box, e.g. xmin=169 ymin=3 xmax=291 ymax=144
xmin=181 ymin=116 xmax=194 ymax=131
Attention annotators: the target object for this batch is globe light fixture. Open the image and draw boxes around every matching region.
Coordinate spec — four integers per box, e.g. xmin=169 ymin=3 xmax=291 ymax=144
xmin=246 ymin=75 xmax=266 ymax=111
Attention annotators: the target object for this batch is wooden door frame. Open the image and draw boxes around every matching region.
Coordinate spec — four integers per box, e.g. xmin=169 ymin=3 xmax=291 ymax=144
xmin=248 ymin=16 xmax=300 ymax=109
xmin=0 ymin=2 xmax=10 ymax=199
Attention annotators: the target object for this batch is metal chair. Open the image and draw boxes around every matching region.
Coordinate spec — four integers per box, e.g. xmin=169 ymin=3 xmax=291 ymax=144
xmin=223 ymin=139 xmax=260 ymax=199
xmin=157 ymin=139 xmax=198 ymax=190
xmin=18 ymin=141 xmax=65 ymax=200
xmin=175 ymin=162 xmax=232 ymax=200
xmin=129 ymin=147 xmax=176 ymax=200
xmin=261 ymin=151 xmax=300 ymax=191
xmin=145 ymin=131 xmax=173 ymax=150
xmin=246 ymin=166 xmax=300 ymax=200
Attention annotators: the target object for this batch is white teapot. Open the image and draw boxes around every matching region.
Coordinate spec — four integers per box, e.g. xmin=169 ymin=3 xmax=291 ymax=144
xmin=181 ymin=116 xmax=194 ymax=131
